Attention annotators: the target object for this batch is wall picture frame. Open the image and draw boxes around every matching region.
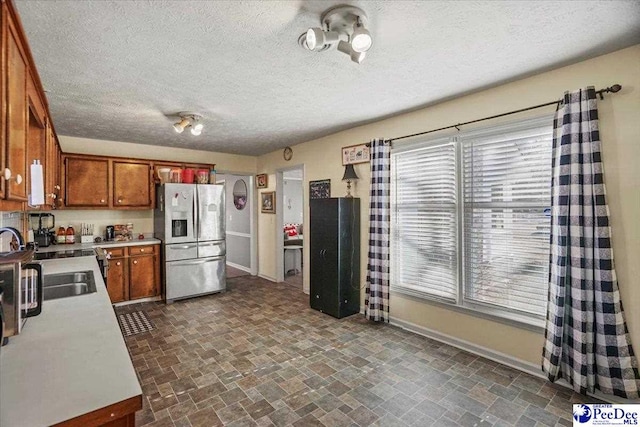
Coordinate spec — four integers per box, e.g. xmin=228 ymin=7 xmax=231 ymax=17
xmin=256 ymin=173 xmax=268 ymax=188
xmin=309 ymin=179 xmax=331 ymax=199
xmin=261 ymin=191 xmax=275 ymax=214
xmin=342 ymin=143 xmax=370 ymax=165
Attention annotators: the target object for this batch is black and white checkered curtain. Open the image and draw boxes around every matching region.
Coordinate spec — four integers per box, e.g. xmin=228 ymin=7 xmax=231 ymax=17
xmin=542 ymin=87 xmax=640 ymax=398
xmin=365 ymin=138 xmax=391 ymax=322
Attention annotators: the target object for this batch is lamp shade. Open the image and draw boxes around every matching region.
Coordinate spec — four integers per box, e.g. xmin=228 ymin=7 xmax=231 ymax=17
xmin=342 ymin=164 xmax=359 ymax=181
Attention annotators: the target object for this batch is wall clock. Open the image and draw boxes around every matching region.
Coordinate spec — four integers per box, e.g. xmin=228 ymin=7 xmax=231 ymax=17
xmin=283 ymin=146 xmax=293 ymax=161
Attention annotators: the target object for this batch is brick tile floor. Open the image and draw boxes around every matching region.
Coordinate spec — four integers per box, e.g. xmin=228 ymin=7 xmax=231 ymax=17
xmin=117 ymin=275 xmax=595 ymax=426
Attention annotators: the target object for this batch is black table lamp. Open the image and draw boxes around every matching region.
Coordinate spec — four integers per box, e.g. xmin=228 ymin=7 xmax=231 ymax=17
xmin=342 ymin=164 xmax=359 ymax=198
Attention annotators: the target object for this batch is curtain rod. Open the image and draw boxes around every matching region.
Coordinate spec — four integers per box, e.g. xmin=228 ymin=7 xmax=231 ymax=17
xmin=368 ymin=84 xmax=622 ymax=145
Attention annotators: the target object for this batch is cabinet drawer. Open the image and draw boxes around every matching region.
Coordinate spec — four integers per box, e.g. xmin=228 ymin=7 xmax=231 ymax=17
xmin=104 ymin=247 xmax=126 ymax=258
xmin=129 ymin=245 xmax=156 ymax=256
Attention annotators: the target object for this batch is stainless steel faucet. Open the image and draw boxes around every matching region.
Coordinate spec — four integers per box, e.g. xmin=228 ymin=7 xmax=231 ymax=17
xmin=0 ymin=227 xmax=25 ymax=251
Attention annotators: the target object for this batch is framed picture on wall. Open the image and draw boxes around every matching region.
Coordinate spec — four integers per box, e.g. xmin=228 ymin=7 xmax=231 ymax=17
xmin=256 ymin=173 xmax=268 ymax=188
xmin=342 ymin=143 xmax=370 ymax=165
xmin=309 ymin=179 xmax=331 ymax=199
xmin=261 ymin=191 xmax=275 ymax=214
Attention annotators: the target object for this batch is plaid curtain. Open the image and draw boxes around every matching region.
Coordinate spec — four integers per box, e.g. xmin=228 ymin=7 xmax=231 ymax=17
xmin=365 ymin=139 xmax=391 ymax=322
xmin=542 ymin=87 xmax=640 ymax=398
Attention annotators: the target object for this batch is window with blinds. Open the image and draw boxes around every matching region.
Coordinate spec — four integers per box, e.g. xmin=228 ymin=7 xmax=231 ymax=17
xmin=462 ymin=125 xmax=552 ymax=317
xmin=391 ymin=142 xmax=458 ymax=302
xmin=391 ymin=116 xmax=552 ymax=323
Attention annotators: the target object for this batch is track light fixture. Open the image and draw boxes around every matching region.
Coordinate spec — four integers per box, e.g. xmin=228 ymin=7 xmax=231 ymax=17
xmin=173 ymin=112 xmax=204 ymax=136
xmin=299 ymin=5 xmax=372 ymax=64
xmin=173 ymin=118 xmax=190 ymax=134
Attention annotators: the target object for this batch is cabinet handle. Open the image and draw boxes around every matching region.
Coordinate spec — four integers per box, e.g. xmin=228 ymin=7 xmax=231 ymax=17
xmin=140 ymin=249 xmax=145 ymax=252
xmin=117 ymin=198 xmax=122 ymax=204
xmin=133 ymin=260 xmax=138 ymax=265
xmin=116 ymin=261 xmax=121 ymax=266
xmin=3 ymin=168 xmax=23 ymax=185
xmin=100 ymin=199 xmax=105 ymax=203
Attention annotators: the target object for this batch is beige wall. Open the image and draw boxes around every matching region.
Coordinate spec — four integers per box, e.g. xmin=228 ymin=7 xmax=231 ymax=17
xmin=257 ymin=45 xmax=640 ymax=366
xmin=59 ymin=136 xmax=257 ymax=174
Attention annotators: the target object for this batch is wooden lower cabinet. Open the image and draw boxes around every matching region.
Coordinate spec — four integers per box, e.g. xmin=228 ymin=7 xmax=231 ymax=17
xmin=52 ymin=395 xmax=141 ymax=427
xmin=106 ymin=256 xmax=127 ymax=303
xmin=104 ymin=244 xmax=160 ymax=303
xmin=129 ymin=253 xmax=157 ymax=299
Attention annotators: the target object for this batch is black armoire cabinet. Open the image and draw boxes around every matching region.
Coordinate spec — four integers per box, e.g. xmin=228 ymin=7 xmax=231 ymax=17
xmin=309 ymin=197 xmax=360 ymax=318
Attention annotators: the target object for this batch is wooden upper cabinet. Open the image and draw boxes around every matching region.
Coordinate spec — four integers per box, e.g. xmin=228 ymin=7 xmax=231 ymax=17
xmin=5 ymin=13 xmax=29 ymax=202
xmin=113 ymin=160 xmax=152 ymax=208
xmin=44 ymin=122 xmax=61 ymax=209
xmin=26 ymin=72 xmax=46 ymax=208
xmin=64 ymin=156 xmax=109 ymax=207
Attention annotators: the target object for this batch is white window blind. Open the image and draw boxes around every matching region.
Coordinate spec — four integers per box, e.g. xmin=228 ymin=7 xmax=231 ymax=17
xmin=391 ymin=142 xmax=457 ymax=301
xmin=462 ymin=126 xmax=552 ymax=317
xmin=390 ymin=116 xmax=553 ymax=324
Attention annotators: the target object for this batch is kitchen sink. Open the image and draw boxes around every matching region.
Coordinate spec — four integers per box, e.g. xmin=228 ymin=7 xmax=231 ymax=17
xmin=43 ymin=271 xmax=97 ymax=300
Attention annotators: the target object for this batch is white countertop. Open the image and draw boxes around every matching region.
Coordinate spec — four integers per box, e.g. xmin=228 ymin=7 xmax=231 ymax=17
xmin=35 ymin=237 xmax=162 ymax=254
xmin=0 ymin=256 xmax=142 ymax=426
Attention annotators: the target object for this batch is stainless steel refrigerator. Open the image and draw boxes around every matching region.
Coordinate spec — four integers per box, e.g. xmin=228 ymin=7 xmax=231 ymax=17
xmin=154 ymin=184 xmax=226 ymax=303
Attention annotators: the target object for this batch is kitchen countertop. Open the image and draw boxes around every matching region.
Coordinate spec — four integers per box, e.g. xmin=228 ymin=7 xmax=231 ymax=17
xmin=0 ymin=256 xmax=142 ymax=426
xmin=35 ymin=237 xmax=162 ymax=254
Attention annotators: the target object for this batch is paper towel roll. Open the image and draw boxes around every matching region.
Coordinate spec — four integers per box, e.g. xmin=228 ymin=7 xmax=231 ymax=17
xmin=30 ymin=161 xmax=45 ymax=205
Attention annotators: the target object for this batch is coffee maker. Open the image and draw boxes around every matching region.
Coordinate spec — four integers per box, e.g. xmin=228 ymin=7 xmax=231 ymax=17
xmin=29 ymin=213 xmax=55 ymax=247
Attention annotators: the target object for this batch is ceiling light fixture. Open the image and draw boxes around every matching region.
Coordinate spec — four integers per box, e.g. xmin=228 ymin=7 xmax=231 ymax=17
xmin=299 ymin=5 xmax=373 ymax=64
xmin=173 ymin=118 xmax=190 ymax=134
xmin=173 ymin=112 xmax=204 ymax=136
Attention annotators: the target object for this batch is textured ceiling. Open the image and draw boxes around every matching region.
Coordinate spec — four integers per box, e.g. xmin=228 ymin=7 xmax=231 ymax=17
xmin=15 ymin=1 xmax=640 ymax=156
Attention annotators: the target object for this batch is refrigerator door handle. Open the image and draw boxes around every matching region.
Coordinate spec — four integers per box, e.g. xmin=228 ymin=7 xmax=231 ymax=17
xmin=193 ymin=187 xmax=198 ymax=240
xmin=199 ymin=241 xmax=224 ymax=247
xmin=173 ymin=257 xmax=223 ymax=266
xmin=170 ymin=244 xmax=197 ymax=250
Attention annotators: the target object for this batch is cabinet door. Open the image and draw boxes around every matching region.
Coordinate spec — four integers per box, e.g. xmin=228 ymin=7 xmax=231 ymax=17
xmin=129 ymin=254 xmax=157 ymax=299
xmin=44 ymin=122 xmax=60 ymax=208
xmin=26 ymin=74 xmax=46 ymax=207
xmin=107 ymin=257 xmax=127 ymax=303
xmin=113 ymin=160 xmax=152 ymax=208
xmin=5 ymin=16 xmax=29 ymax=202
xmin=64 ymin=156 xmax=109 ymax=207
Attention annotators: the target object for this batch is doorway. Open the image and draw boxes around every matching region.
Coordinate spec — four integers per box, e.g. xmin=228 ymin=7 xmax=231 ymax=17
xmin=276 ymin=165 xmax=304 ymax=291
xmin=218 ymin=173 xmax=257 ymax=278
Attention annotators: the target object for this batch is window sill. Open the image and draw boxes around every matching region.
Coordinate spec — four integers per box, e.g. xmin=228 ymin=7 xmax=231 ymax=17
xmin=390 ymin=286 xmax=546 ymax=334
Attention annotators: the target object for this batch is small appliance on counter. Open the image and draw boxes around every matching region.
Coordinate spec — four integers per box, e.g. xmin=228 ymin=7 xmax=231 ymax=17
xmin=105 ymin=225 xmax=115 ymax=241
xmin=0 ymin=227 xmax=42 ymax=342
xmin=28 ymin=213 xmax=55 ymax=248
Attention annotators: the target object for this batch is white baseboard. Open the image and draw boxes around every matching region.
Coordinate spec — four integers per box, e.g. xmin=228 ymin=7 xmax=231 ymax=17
xmin=388 ymin=315 xmax=636 ymax=404
xmin=390 ymin=315 xmax=544 ymax=378
xmin=226 ymin=261 xmax=251 ymax=273
xmin=258 ymin=273 xmax=277 ymax=282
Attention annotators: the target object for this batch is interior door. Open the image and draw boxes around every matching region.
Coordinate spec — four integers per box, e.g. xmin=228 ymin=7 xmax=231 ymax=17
xmin=222 ymin=175 xmax=253 ymax=272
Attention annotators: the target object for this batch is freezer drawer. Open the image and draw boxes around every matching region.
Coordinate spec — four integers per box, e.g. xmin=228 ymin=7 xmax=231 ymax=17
xmin=165 ymin=243 xmax=198 ymax=262
xmin=198 ymin=240 xmax=226 ymax=258
xmin=166 ymin=256 xmax=226 ymax=303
